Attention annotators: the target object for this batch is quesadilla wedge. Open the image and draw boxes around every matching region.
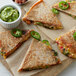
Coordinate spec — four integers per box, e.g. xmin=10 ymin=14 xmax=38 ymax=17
xmin=18 ymin=39 xmax=61 ymax=71
xmin=0 ymin=29 xmax=33 ymax=58
xmin=52 ymin=1 xmax=76 ymax=18
xmin=23 ymin=0 xmax=62 ymax=30
xmin=56 ymin=29 xmax=76 ymax=58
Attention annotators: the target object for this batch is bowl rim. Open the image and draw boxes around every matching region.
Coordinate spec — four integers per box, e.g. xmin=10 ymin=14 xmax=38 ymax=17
xmin=12 ymin=0 xmax=28 ymax=5
xmin=0 ymin=4 xmax=21 ymax=24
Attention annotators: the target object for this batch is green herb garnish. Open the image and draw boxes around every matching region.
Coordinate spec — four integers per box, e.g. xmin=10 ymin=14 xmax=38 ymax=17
xmin=63 ymin=48 xmax=69 ymax=56
xmin=0 ymin=51 xmax=6 ymax=55
xmin=52 ymin=49 xmax=58 ymax=56
xmin=35 ymin=22 xmax=43 ymax=26
xmin=54 ymin=52 xmax=58 ymax=56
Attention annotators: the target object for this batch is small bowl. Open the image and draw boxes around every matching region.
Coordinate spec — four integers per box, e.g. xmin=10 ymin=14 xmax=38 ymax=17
xmin=12 ymin=0 xmax=28 ymax=6
xmin=0 ymin=4 xmax=22 ymax=29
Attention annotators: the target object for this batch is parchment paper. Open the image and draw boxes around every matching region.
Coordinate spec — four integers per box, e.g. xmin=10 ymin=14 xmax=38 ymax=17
xmin=0 ymin=0 xmax=75 ymax=76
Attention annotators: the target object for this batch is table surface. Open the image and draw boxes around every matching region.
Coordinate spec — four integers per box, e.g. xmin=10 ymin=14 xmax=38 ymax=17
xmin=0 ymin=0 xmax=76 ymax=76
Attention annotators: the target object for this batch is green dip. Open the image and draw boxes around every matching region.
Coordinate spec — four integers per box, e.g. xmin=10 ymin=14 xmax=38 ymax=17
xmin=0 ymin=6 xmax=19 ymax=22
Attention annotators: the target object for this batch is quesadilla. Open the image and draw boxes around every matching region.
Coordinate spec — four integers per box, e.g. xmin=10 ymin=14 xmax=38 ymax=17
xmin=23 ymin=0 xmax=62 ymax=30
xmin=18 ymin=39 xmax=61 ymax=71
xmin=52 ymin=1 xmax=76 ymax=18
xmin=56 ymin=29 xmax=76 ymax=58
xmin=0 ymin=29 xmax=33 ymax=58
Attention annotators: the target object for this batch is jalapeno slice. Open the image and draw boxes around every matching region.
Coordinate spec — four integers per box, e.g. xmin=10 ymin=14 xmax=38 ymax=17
xmin=52 ymin=8 xmax=59 ymax=14
xmin=11 ymin=29 xmax=22 ymax=37
xmin=42 ymin=40 xmax=50 ymax=46
xmin=73 ymin=32 xmax=76 ymax=40
xmin=59 ymin=1 xmax=69 ymax=10
xmin=31 ymin=31 xmax=41 ymax=40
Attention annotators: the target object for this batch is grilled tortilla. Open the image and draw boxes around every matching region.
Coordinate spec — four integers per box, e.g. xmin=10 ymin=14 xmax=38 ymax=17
xmin=52 ymin=1 xmax=76 ymax=18
xmin=23 ymin=0 xmax=62 ymax=30
xmin=56 ymin=29 xmax=76 ymax=58
xmin=18 ymin=39 xmax=61 ymax=71
xmin=0 ymin=29 xmax=33 ymax=58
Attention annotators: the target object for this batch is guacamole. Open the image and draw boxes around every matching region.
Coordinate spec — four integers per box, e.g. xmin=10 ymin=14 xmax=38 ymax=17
xmin=0 ymin=6 xmax=19 ymax=22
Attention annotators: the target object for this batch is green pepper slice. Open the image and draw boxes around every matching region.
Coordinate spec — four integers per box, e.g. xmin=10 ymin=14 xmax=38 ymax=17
xmin=59 ymin=1 xmax=69 ymax=10
xmin=73 ymin=32 xmax=76 ymax=40
xmin=31 ymin=31 xmax=41 ymax=40
xmin=52 ymin=8 xmax=59 ymax=14
xmin=42 ymin=40 xmax=50 ymax=46
xmin=11 ymin=29 xmax=22 ymax=37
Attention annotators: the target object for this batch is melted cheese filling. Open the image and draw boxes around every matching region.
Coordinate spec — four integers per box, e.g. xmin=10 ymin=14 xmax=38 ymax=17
xmin=56 ymin=37 xmax=76 ymax=58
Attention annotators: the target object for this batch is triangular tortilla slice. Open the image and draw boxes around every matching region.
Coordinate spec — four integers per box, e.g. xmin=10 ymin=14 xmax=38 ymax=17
xmin=23 ymin=0 xmax=62 ymax=30
xmin=0 ymin=29 xmax=33 ymax=58
xmin=18 ymin=39 xmax=61 ymax=71
xmin=56 ymin=29 xmax=76 ymax=58
xmin=52 ymin=1 xmax=76 ymax=18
